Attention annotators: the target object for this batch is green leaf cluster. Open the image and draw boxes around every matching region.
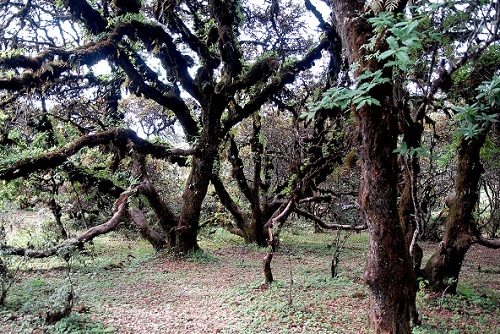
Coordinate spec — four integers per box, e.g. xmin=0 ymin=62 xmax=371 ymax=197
xmin=454 ymin=76 xmax=500 ymax=140
xmin=305 ymin=12 xmax=423 ymax=123
xmin=393 ymin=141 xmax=441 ymax=162
xmin=477 ymin=76 xmax=500 ymax=106
xmin=367 ymin=13 xmax=423 ymax=72
xmin=303 ymin=70 xmax=390 ymax=123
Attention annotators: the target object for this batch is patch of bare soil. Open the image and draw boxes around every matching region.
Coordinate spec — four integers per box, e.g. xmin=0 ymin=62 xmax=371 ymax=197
xmin=85 ymin=247 xmax=364 ymax=334
xmin=90 ymin=255 xmax=256 ymax=333
xmin=462 ymin=244 xmax=500 ymax=292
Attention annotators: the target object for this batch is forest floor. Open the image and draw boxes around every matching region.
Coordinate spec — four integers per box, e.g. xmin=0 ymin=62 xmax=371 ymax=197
xmin=0 ymin=215 xmax=499 ymax=334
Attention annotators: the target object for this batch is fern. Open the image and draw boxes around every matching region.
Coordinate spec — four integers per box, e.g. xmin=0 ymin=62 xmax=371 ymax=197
xmin=369 ymin=0 xmax=402 ymax=13
xmin=385 ymin=0 xmax=402 ymax=12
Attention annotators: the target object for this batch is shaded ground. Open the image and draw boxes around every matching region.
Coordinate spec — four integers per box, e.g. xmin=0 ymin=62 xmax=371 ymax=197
xmin=0 ymin=225 xmax=499 ymax=333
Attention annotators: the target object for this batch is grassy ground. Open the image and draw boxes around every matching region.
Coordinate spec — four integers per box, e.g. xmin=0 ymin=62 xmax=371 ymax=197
xmin=0 ymin=223 xmax=499 ymax=334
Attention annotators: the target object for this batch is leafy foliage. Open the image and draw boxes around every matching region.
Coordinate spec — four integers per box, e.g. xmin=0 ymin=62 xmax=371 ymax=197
xmin=304 ymin=70 xmax=390 ymax=123
xmin=368 ymin=13 xmax=423 ymax=72
xmin=454 ymin=76 xmax=500 ymax=140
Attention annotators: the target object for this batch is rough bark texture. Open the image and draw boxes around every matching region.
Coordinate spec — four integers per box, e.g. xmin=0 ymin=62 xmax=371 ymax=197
xmin=176 ymin=154 xmax=214 ymax=252
xmin=358 ymin=92 xmax=416 ymax=334
xmin=423 ymin=134 xmax=486 ymax=293
xmin=176 ymin=101 xmax=225 ymax=252
xmin=331 ymin=1 xmax=415 ymax=333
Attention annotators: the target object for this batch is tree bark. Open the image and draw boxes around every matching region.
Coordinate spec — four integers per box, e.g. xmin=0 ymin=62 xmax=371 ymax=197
xmin=397 ymin=110 xmax=424 ymax=325
xmin=475 ymin=235 xmax=500 ymax=249
xmin=263 ymin=227 xmax=277 ymax=284
xmin=136 ymin=179 xmax=178 ymax=248
xmin=423 ymin=134 xmax=487 ymax=293
xmin=331 ymin=1 xmax=415 ymax=333
xmin=263 ymin=199 xmax=294 ymax=284
xmin=0 ymin=128 xmax=194 ymax=182
xmin=129 ymin=207 xmax=167 ymax=251
xmin=397 ymin=111 xmax=424 ymax=267
xmin=358 ymin=93 xmax=416 ymax=334
xmin=176 ymin=99 xmax=225 ymax=252
xmin=214 ymin=119 xmax=271 ymax=246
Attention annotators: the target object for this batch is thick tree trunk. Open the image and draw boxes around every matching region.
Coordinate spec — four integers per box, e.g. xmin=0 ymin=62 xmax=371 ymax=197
xmin=358 ymin=96 xmax=416 ymax=334
xmin=423 ymin=134 xmax=486 ymax=293
xmin=176 ymin=153 xmax=214 ymax=252
xmin=331 ymin=1 xmax=415 ymax=332
xmin=176 ymin=103 xmax=223 ymax=252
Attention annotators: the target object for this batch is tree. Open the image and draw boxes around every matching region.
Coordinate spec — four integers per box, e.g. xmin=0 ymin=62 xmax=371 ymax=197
xmin=397 ymin=0 xmax=500 ymax=294
xmin=211 ymin=111 xmax=293 ymax=245
xmin=0 ymin=0 xmax=332 ymax=253
xmin=315 ymin=0 xmax=499 ymax=330
xmin=2 ymin=0 xmax=497 ymax=331
xmin=423 ymin=76 xmax=500 ymax=293
xmin=212 ymin=78 xmax=362 ymax=245
xmin=327 ymin=1 xmax=418 ymax=332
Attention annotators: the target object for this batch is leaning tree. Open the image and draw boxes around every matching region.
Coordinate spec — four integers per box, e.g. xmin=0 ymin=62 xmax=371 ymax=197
xmin=417 ymin=2 xmax=500 ymax=294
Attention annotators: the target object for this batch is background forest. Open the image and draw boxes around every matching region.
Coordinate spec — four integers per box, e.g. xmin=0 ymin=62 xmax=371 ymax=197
xmin=0 ymin=0 xmax=499 ymax=333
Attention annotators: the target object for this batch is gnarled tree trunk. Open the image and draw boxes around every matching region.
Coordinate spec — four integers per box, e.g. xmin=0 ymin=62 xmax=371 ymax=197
xmin=176 ymin=102 xmax=224 ymax=252
xmin=176 ymin=155 xmax=214 ymax=252
xmin=423 ymin=134 xmax=486 ymax=293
